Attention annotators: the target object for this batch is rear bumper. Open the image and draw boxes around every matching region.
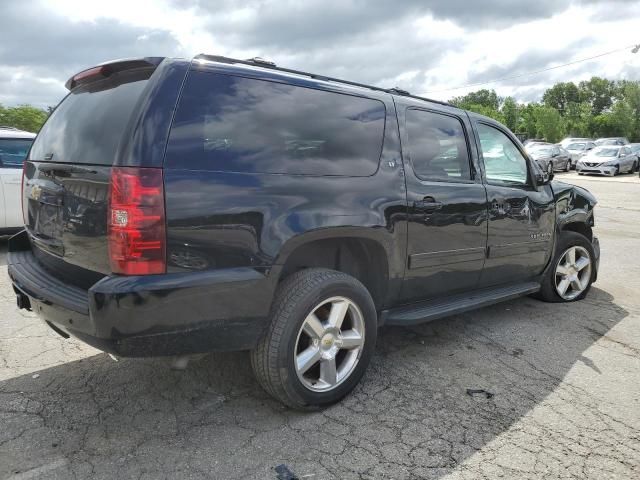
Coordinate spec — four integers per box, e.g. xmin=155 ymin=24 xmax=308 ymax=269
xmin=7 ymin=231 xmax=275 ymax=357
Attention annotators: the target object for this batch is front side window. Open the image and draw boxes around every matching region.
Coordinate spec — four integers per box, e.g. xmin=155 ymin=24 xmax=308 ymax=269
xmin=0 ymin=138 xmax=33 ymax=168
xmin=477 ymin=123 xmax=529 ymax=186
xmin=165 ymin=72 xmax=386 ymax=176
xmin=405 ymin=109 xmax=471 ymax=181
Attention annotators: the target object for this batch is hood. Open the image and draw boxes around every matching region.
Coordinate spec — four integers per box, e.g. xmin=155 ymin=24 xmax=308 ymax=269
xmin=551 ymin=180 xmax=597 ymax=207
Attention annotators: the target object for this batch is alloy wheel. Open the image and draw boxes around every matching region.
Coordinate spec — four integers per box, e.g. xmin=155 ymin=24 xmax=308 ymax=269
xmin=294 ymin=296 xmax=365 ymax=392
xmin=554 ymin=246 xmax=592 ymax=300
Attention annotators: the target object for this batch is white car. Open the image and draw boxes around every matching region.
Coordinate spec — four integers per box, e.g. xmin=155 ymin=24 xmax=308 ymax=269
xmin=0 ymin=127 xmax=35 ymax=234
xmin=577 ymin=145 xmax=638 ymax=176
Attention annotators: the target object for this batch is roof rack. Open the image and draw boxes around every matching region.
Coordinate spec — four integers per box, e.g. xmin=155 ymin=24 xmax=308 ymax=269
xmin=194 ymin=54 xmax=454 ymax=108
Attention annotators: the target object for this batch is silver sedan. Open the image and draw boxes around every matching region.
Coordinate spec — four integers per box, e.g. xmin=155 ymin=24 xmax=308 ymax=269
xmin=577 ymin=145 xmax=638 ymax=176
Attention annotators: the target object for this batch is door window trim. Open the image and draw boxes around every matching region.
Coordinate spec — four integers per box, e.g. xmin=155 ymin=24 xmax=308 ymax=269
xmin=403 ymin=107 xmax=477 ymax=185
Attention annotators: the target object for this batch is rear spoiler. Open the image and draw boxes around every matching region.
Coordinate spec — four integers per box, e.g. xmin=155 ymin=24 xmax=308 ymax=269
xmin=65 ymin=57 xmax=164 ymax=90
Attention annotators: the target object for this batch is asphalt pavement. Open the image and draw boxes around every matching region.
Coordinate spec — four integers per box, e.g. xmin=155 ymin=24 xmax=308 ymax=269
xmin=1 ymin=170 xmax=639 ymax=479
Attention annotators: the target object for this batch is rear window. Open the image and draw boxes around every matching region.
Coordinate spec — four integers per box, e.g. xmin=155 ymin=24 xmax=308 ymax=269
xmin=0 ymin=138 xmax=33 ymax=168
xmin=165 ymin=71 xmax=386 ymax=175
xmin=29 ymin=68 xmax=153 ymax=165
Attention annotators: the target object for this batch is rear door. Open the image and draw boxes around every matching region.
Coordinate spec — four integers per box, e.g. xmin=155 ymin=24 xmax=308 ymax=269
xmin=22 ymin=61 xmax=165 ymax=286
xmin=397 ymin=103 xmax=488 ymax=303
xmin=472 ymin=120 xmax=555 ymax=287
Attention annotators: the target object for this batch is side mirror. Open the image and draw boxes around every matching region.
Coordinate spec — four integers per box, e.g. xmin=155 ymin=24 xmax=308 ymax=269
xmin=534 ymin=170 xmax=553 ymax=186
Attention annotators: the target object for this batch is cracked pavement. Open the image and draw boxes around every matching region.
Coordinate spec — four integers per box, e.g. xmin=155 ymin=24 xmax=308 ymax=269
xmin=1 ymin=172 xmax=639 ymax=479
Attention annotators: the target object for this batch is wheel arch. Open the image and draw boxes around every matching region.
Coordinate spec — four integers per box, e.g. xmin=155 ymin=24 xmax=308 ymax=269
xmin=275 ymin=231 xmax=393 ymax=309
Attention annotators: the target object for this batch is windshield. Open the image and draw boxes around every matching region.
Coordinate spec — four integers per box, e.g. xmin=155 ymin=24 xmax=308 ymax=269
xmin=567 ymin=143 xmax=585 ymax=150
xmin=0 ymin=138 xmax=33 ymax=168
xmin=29 ymin=68 xmax=153 ymax=165
xmin=593 ymin=147 xmax=619 ymax=157
xmin=530 ymin=147 xmax=552 ymax=158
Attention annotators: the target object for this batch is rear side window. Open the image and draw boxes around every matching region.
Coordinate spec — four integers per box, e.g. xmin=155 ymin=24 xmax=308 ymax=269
xmin=405 ymin=109 xmax=471 ymax=181
xmin=29 ymin=68 xmax=153 ymax=165
xmin=0 ymin=138 xmax=33 ymax=168
xmin=165 ymin=72 xmax=386 ymax=175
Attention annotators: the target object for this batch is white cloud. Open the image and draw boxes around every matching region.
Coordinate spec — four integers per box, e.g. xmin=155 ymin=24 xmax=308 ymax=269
xmin=1 ymin=0 xmax=639 ymax=108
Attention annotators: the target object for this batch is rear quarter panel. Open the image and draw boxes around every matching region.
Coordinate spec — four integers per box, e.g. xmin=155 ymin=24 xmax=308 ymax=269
xmin=163 ymin=67 xmax=408 ymax=308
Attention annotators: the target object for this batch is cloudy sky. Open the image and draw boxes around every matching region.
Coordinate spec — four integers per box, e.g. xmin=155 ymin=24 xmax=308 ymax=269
xmin=1 ymin=0 xmax=639 ymax=108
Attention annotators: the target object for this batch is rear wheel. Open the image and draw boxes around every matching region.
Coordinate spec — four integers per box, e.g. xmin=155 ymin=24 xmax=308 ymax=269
xmin=536 ymin=232 xmax=595 ymax=303
xmin=631 ymin=161 xmax=637 ymax=173
xmin=251 ymin=268 xmax=377 ymax=409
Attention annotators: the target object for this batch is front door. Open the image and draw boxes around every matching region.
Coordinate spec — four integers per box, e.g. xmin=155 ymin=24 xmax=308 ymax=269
xmin=472 ymin=121 xmax=555 ymax=287
xmin=398 ymin=105 xmax=488 ymax=303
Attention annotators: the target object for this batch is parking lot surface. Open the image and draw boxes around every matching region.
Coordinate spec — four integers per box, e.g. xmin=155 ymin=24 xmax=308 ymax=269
xmin=1 ymin=171 xmax=639 ymax=479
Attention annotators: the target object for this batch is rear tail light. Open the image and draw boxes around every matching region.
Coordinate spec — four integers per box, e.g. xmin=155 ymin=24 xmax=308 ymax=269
xmin=108 ymin=167 xmax=166 ymax=275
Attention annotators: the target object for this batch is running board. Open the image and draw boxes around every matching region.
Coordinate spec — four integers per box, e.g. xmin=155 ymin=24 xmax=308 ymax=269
xmin=381 ymin=282 xmax=541 ymax=326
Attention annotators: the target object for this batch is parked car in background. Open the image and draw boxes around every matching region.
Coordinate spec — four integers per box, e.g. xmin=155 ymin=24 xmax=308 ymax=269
xmin=629 ymin=143 xmax=640 ymax=160
xmin=566 ymin=141 xmax=596 ymax=168
xmin=594 ymin=137 xmax=629 ymax=146
xmin=559 ymin=137 xmax=593 ymax=149
xmin=528 ymin=144 xmax=572 ymax=174
xmin=8 ymin=55 xmax=600 ymax=409
xmin=577 ymin=145 xmax=637 ymax=176
xmin=0 ymin=127 xmax=35 ymax=235
xmin=524 ymin=140 xmax=549 ymax=150
xmin=523 ymin=138 xmax=547 ymax=146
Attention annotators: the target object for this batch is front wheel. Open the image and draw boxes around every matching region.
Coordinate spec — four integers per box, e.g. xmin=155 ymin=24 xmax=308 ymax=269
xmin=536 ymin=232 xmax=595 ymax=303
xmin=565 ymin=160 xmax=571 ymax=172
xmin=547 ymin=163 xmax=553 ymax=176
xmin=251 ymin=268 xmax=377 ymax=409
xmin=612 ymin=165 xmax=620 ymax=176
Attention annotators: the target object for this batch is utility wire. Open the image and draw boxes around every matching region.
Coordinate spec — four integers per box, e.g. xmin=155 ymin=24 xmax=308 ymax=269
xmin=424 ymin=43 xmax=638 ymax=94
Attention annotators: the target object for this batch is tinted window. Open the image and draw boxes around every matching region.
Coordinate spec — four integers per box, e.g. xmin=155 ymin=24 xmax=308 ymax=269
xmin=405 ymin=109 xmax=470 ymax=181
xmin=29 ymin=68 xmax=152 ymax=165
xmin=165 ymin=72 xmax=385 ymax=175
xmin=477 ymin=123 xmax=529 ymax=186
xmin=0 ymin=138 xmax=33 ymax=168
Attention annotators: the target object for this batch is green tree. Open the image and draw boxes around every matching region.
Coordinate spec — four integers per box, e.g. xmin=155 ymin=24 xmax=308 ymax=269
xmin=450 ymin=89 xmax=501 ymax=110
xmin=542 ymin=82 xmax=580 ymax=114
xmin=463 ymin=103 xmax=505 ymax=123
xmin=614 ymin=80 xmax=640 ymax=141
xmin=518 ymin=103 xmax=544 ymax=139
xmin=563 ymin=102 xmax=591 ymax=137
xmin=501 ymin=96 xmax=518 ymax=131
xmin=579 ymin=77 xmax=615 ymax=116
xmin=0 ymin=104 xmax=48 ymax=133
xmin=535 ymin=106 xmax=565 ymax=142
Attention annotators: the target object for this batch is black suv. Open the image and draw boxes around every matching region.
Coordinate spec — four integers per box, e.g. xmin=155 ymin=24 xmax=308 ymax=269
xmin=8 ymin=56 xmax=599 ymax=409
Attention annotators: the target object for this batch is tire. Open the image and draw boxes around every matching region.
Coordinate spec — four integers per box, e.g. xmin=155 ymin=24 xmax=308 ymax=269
xmin=251 ymin=268 xmax=377 ymax=409
xmin=565 ymin=160 xmax=571 ymax=172
xmin=632 ymin=161 xmax=637 ymax=174
xmin=612 ymin=165 xmax=619 ymax=176
xmin=547 ymin=163 xmax=553 ymax=176
xmin=536 ymin=231 xmax=596 ymax=303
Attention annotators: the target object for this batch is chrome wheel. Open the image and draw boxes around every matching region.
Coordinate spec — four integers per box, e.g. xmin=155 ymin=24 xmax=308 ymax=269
xmin=555 ymin=246 xmax=592 ymax=300
xmin=294 ymin=296 xmax=365 ymax=392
